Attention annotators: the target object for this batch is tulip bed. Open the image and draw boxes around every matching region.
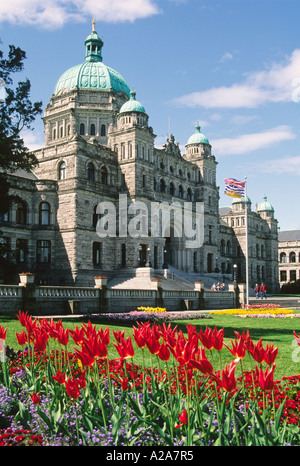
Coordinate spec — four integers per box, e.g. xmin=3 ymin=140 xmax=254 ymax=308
xmin=0 ymin=311 xmax=299 ymax=446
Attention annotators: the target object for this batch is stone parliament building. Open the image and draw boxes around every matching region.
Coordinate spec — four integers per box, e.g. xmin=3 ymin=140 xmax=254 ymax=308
xmin=0 ymin=25 xmax=280 ymax=294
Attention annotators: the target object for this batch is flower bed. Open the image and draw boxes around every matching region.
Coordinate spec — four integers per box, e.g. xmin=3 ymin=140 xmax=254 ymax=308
xmin=92 ymin=310 xmax=212 ymax=323
xmin=0 ymin=312 xmax=299 ymax=446
xmin=210 ymin=305 xmax=298 ymax=317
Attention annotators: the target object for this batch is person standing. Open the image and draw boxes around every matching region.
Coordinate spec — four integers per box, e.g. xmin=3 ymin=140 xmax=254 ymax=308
xmin=254 ymin=283 xmax=259 ymax=299
xmin=260 ymin=282 xmax=267 ymax=299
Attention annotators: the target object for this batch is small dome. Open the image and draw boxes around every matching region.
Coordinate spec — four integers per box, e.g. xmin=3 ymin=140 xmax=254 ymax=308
xmin=119 ymin=89 xmax=146 ymax=114
xmin=232 ymin=196 xmax=251 ymax=204
xmin=186 ymin=124 xmax=209 ymax=145
xmin=54 ymin=24 xmax=130 ymax=97
xmin=257 ymin=195 xmax=274 ymax=212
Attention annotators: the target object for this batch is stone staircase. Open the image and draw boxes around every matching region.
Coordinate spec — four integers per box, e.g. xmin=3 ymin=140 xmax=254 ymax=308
xmin=108 ymin=266 xmax=231 ymax=292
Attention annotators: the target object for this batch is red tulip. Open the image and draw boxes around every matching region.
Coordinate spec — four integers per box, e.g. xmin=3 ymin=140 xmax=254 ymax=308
xmin=16 ymin=330 xmax=28 ymax=346
xmin=213 ymin=327 xmax=224 ymax=351
xmin=52 ymin=370 xmax=66 ymax=384
xmin=0 ymin=325 xmax=7 ymax=341
xmin=198 ymin=326 xmax=214 ymax=350
xmin=264 ymin=343 xmax=278 ymax=366
xmin=33 ymin=328 xmax=48 ymax=352
xmin=219 ymin=360 xmax=238 ymax=393
xmin=65 ymin=377 xmax=81 ymax=399
xmin=258 ymin=363 xmax=276 ymax=392
xmin=120 ymin=376 xmax=129 ymax=391
xmin=133 ymin=325 xmax=147 ymax=349
xmin=70 ymin=326 xmax=85 ymax=346
xmin=113 ymin=329 xmax=125 ymax=344
xmin=158 ymin=343 xmax=170 ymax=362
xmin=114 ymin=336 xmax=135 ymax=360
xmin=249 ymin=338 xmax=265 ymax=364
xmin=98 ymin=327 xmax=110 ymax=346
xmin=293 ymin=330 xmax=300 ymax=346
xmin=145 ymin=332 xmax=161 ymax=355
xmin=175 ymin=409 xmax=188 ymax=428
xmin=74 ymin=346 xmax=95 ymax=368
xmin=224 ymin=337 xmax=246 ymax=360
xmin=31 ymin=392 xmax=40 ymax=405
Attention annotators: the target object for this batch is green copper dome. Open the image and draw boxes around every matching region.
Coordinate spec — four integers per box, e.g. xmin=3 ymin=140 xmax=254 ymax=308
xmin=257 ymin=195 xmax=274 ymax=212
xmin=54 ymin=24 xmax=130 ymax=97
xmin=119 ymin=89 xmax=146 ymax=114
xmin=232 ymin=196 xmax=251 ymax=204
xmin=186 ymin=124 xmax=209 ymax=145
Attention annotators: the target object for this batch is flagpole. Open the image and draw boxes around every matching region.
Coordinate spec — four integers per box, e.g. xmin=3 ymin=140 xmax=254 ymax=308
xmin=244 ymin=177 xmax=249 ymax=306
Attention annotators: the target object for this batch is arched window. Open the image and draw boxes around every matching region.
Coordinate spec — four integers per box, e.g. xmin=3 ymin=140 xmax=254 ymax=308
xmin=220 ymin=239 xmax=225 ymax=255
xmin=80 ymin=123 xmax=85 ymax=135
xmin=90 ymin=124 xmax=96 ymax=136
xmin=59 ymin=161 xmax=66 ymax=180
xmin=39 ymin=202 xmax=50 ymax=226
xmin=179 ymin=185 xmax=183 ymax=199
xmin=187 ymin=187 xmax=192 ymax=201
xmin=160 ymin=179 xmax=165 ymax=193
xmin=169 ymin=182 xmax=174 ymax=196
xmin=100 ymin=124 xmax=106 ymax=136
xmin=87 ymin=162 xmax=95 ymax=181
xmin=100 ymin=166 xmax=108 ymax=185
xmin=290 ymin=251 xmax=296 ymax=263
xmin=16 ymin=201 xmax=27 ymax=225
xmin=280 ymin=252 xmax=287 ymax=263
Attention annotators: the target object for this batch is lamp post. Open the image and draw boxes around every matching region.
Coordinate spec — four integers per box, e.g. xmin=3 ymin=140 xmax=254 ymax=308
xmin=146 ymin=247 xmax=152 ymax=267
xmin=233 ymin=264 xmax=237 ymax=284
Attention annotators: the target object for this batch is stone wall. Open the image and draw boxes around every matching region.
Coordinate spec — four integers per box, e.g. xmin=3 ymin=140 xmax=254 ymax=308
xmin=0 ymin=281 xmax=243 ymax=316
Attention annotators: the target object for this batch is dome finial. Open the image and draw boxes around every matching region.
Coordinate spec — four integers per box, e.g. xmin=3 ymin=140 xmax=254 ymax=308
xmin=130 ymin=88 xmax=136 ymax=100
xmin=195 ymin=122 xmax=201 ymax=132
xmin=92 ymin=17 xmax=96 ymax=32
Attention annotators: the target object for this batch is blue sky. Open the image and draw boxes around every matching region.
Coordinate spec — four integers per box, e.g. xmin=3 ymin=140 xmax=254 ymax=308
xmin=0 ymin=0 xmax=299 ymax=231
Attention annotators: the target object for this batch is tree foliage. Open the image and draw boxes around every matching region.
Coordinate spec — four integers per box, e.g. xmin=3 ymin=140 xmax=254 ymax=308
xmin=0 ymin=42 xmax=42 ymax=172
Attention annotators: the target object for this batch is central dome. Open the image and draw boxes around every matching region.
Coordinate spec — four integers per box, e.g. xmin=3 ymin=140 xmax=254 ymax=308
xmin=54 ymin=24 xmax=130 ymax=97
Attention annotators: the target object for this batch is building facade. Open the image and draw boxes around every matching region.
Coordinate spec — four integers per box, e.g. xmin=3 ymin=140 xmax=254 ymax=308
xmin=278 ymin=230 xmax=300 ymax=288
xmin=0 ymin=26 xmax=279 ymax=292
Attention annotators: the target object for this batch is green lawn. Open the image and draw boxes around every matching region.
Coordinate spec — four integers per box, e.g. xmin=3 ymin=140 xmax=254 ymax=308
xmin=1 ymin=313 xmax=299 ymax=380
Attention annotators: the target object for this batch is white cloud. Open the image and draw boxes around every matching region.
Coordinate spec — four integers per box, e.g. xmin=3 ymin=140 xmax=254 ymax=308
xmin=259 ymin=155 xmax=300 ymax=176
xmin=0 ymin=0 xmax=160 ymax=28
xmin=211 ymin=125 xmax=296 ymax=156
xmin=173 ymin=49 xmax=300 ymax=109
xmin=219 ymin=52 xmax=233 ymax=63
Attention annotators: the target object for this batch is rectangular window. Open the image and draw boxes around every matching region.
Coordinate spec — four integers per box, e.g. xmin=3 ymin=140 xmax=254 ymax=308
xmin=290 ymin=270 xmax=296 ymax=282
xmin=16 ymin=239 xmax=28 ymax=263
xmin=0 ymin=237 xmax=10 ymax=260
xmin=93 ymin=242 xmax=102 ymax=266
xmin=36 ymin=240 xmax=51 ymax=264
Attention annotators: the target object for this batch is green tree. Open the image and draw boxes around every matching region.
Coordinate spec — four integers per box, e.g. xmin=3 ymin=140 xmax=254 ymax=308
xmin=0 ymin=41 xmax=42 ymax=275
xmin=0 ymin=43 xmax=42 ymax=174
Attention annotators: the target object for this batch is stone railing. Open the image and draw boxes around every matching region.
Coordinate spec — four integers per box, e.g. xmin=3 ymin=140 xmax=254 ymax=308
xmin=0 ymin=280 xmax=244 ymax=316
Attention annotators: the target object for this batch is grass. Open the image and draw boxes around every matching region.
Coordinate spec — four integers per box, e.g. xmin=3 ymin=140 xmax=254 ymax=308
xmin=1 ymin=311 xmax=299 ymax=380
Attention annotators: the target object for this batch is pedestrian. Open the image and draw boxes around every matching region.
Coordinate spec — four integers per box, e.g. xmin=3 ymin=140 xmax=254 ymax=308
xmin=211 ymin=283 xmax=216 ymax=291
xmin=254 ymin=283 xmax=259 ymax=299
xmin=260 ymin=282 xmax=267 ymax=299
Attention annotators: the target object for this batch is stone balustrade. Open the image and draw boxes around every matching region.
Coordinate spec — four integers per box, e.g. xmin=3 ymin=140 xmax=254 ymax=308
xmin=0 ymin=281 xmax=243 ymax=316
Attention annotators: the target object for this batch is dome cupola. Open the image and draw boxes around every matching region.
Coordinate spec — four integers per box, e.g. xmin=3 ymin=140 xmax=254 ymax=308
xmin=187 ymin=124 xmax=209 ymax=145
xmin=54 ymin=21 xmax=130 ymax=97
xmin=119 ymin=89 xmax=146 ymax=114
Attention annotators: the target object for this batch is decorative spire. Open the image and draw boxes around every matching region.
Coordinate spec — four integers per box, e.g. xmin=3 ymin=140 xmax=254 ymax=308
xmin=130 ymin=89 xmax=136 ymax=100
xmin=84 ymin=22 xmax=104 ymax=62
